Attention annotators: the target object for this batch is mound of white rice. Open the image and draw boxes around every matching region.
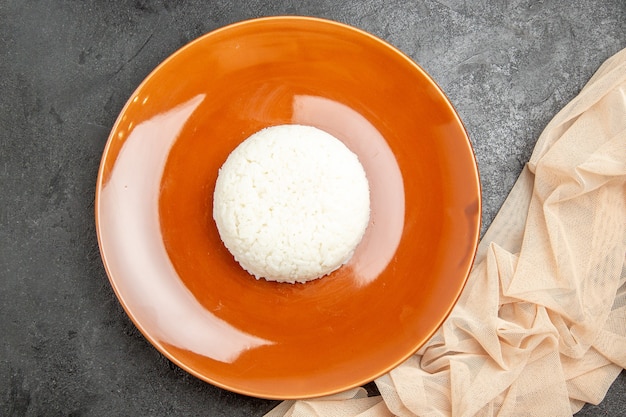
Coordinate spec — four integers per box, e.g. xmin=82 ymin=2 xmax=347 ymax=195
xmin=213 ymin=124 xmax=370 ymax=284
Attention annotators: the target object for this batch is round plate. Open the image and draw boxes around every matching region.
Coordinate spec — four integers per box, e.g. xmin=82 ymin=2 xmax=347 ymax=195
xmin=95 ymin=16 xmax=481 ymax=399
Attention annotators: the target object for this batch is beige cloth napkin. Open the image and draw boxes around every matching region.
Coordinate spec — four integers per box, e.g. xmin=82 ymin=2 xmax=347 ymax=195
xmin=266 ymin=46 xmax=626 ymax=417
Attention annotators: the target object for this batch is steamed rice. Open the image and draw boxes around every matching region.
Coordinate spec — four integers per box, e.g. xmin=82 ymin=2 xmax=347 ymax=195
xmin=213 ymin=124 xmax=370 ymax=284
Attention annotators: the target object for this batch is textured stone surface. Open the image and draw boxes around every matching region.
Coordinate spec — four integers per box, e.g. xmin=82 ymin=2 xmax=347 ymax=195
xmin=0 ymin=0 xmax=624 ymax=415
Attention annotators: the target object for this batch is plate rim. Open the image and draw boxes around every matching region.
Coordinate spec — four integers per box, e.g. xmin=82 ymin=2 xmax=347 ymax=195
xmin=94 ymin=15 xmax=482 ymax=399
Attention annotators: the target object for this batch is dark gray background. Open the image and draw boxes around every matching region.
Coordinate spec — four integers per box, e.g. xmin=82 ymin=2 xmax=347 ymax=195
xmin=1 ymin=0 xmax=624 ymax=416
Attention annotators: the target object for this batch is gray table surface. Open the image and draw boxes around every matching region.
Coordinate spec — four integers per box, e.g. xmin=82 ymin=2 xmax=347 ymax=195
xmin=1 ymin=1 xmax=624 ymax=416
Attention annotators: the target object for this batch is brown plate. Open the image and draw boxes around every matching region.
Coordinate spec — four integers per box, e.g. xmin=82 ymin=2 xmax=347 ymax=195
xmin=95 ymin=16 xmax=481 ymax=399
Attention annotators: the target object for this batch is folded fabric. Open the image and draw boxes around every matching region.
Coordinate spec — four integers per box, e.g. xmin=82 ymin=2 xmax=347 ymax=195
xmin=266 ymin=47 xmax=626 ymax=417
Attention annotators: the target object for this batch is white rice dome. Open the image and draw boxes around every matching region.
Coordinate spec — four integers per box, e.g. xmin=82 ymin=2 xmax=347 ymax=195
xmin=213 ymin=124 xmax=370 ymax=284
